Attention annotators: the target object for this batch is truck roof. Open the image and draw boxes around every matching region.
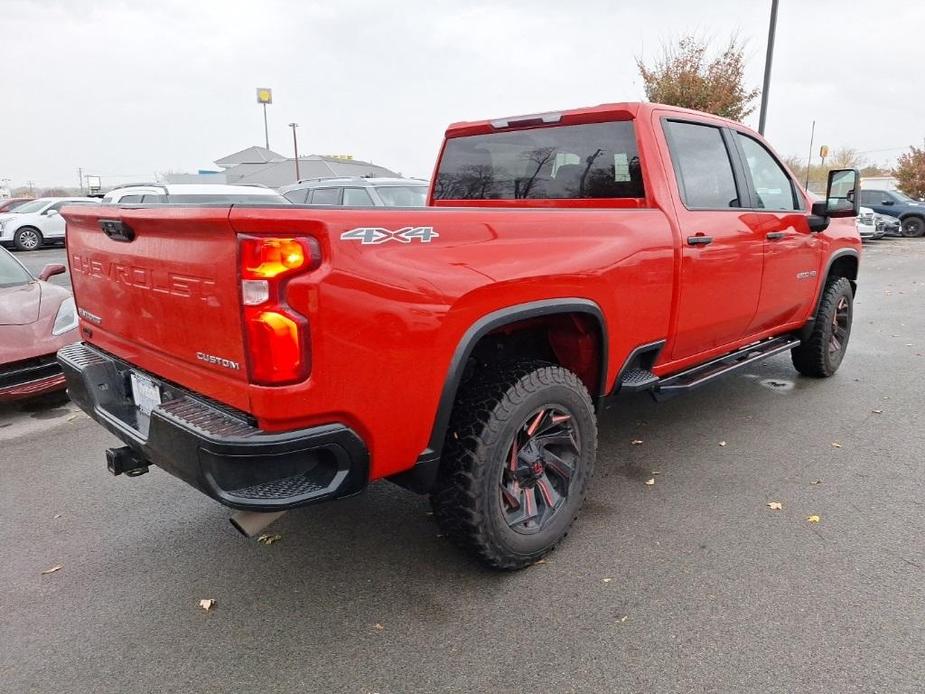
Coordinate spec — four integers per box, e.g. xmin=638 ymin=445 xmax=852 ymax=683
xmin=444 ymin=101 xmax=746 ymax=138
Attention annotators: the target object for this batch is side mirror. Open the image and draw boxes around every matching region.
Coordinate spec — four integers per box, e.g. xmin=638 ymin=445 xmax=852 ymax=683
xmin=881 ymin=199 xmax=894 ymax=205
xmin=44 ymin=209 xmax=60 ymax=216
xmin=39 ymin=263 xmax=66 ymax=281
xmin=810 ymin=169 xmax=860 ymax=231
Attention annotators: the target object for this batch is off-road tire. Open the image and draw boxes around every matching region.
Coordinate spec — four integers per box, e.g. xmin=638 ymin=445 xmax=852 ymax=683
xmin=13 ymin=227 xmax=43 ymax=251
xmin=901 ymin=216 xmax=924 ymax=238
xmin=430 ymin=361 xmax=597 ymax=570
xmin=791 ymin=277 xmax=854 ymax=378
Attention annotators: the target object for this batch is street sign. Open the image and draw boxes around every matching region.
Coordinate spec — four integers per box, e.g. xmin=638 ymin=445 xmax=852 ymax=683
xmin=256 ymin=88 xmax=272 ymax=104
xmin=819 ymin=145 xmax=829 ymax=158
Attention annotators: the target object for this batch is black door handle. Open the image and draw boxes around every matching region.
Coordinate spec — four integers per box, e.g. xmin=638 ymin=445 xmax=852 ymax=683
xmin=687 ymin=235 xmax=713 ymax=246
xmin=766 ymin=231 xmax=786 ymax=240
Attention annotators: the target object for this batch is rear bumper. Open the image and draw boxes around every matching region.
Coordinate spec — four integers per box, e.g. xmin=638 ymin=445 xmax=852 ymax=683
xmin=57 ymin=342 xmax=369 ymax=511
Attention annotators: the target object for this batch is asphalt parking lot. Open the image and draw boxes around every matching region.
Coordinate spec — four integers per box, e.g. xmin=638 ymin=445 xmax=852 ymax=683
xmin=1 ymin=240 xmax=923 ymax=693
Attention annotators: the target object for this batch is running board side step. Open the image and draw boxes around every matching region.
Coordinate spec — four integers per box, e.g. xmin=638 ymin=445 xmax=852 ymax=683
xmin=652 ymin=335 xmax=801 ymax=400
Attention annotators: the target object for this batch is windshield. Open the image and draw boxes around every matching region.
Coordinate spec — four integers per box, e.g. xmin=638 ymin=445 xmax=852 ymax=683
xmin=374 ymin=185 xmax=428 ymax=207
xmin=0 ymin=248 xmax=33 ymax=287
xmin=11 ymin=199 xmax=50 ymax=214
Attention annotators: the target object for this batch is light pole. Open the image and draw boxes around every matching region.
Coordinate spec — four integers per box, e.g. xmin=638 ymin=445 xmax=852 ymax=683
xmin=289 ymin=122 xmax=300 ymax=181
xmin=757 ymin=0 xmax=779 ymax=135
xmin=256 ymin=88 xmax=273 ymax=150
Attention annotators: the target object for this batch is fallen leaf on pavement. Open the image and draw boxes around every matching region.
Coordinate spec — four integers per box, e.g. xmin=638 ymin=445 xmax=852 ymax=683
xmin=719 ymin=441 xmax=727 ymax=447
xmin=41 ymin=565 xmax=63 ymax=575
xmin=644 ymin=478 xmax=655 ymax=486
xmin=53 ymin=514 xmax=62 ymax=519
xmin=871 ymin=410 xmax=883 ymax=414
xmin=619 ymin=615 xmax=628 ymax=623
xmin=806 ymin=515 xmax=821 ymax=523
xmin=373 ymin=623 xmax=385 ymax=630
xmin=198 ymin=599 xmax=215 ymax=611
xmin=257 ymin=534 xmax=282 ymax=545
xmin=66 ymin=414 xmax=80 ymax=422
xmin=533 ymin=559 xmax=547 ymax=565
xmin=631 ymin=439 xmax=643 ymax=445
xmin=831 ymin=442 xmax=842 ymax=448
xmin=602 ymin=578 xmax=612 ymax=583
xmin=767 ymin=502 xmax=783 ymax=511
xmin=810 ymin=480 xmax=823 ymax=485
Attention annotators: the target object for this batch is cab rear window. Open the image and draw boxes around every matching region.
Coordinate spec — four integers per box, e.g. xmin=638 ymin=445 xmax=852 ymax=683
xmin=433 ymin=121 xmax=644 ymax=200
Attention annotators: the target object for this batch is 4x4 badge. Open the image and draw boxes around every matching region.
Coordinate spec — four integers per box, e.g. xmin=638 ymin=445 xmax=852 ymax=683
xmin=340 ymin=226 xmax=439 ymax=245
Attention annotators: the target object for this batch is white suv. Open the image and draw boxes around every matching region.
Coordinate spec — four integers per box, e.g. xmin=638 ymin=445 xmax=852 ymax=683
xmin=0 ymin=197 xmax=98 ymax=251
xmin=101 ymin=183 xmax=289 ymax=205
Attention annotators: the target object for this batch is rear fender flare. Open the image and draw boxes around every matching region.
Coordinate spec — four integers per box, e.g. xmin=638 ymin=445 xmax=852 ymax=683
xmin=420 ymin=298 xmax=607 ymax=464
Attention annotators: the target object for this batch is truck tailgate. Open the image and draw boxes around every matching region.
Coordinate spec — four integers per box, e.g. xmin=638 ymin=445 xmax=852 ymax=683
xmin=63 ymin=206 xmax=250 ymax=409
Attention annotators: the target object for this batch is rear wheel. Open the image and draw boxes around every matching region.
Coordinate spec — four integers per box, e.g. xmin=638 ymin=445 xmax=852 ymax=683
xmin=791 ymin=277 xmax=854 ymax=378
xmin=430 ymin=361 xmax=597 ymax=570
xmin=13 ymin=227 xmax=43 ymax=251
xmin=901 ymin=216 xmax=924 ymax=238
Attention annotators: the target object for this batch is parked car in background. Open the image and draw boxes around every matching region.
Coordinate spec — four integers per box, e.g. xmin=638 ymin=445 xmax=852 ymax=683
xmin=280 ymin=177 xmax=429 ymax=206
xmin=0 ymin=247 xmax=78 ymax=401
xmin=0 ymin=197 xmax=98 ymax=251
xmin=873 ymin=211 xmax=902 ymax=236
xmin=859 ymin=189 xmax=925 ymax=237
xmin=856 ymin=207 xmax=884 ymax=240
xmin=100 ymin=183 xmax=289 ymax=205
xmin=0 ymin=197 xmax=34 ymax=213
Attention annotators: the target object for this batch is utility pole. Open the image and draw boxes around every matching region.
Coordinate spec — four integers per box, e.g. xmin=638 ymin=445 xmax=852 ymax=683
xmin=78 ymin=167 xmax=83 ymax=194
xmin=289 ymin=123 xmax=300 ymax=181
xmin=757 ymin=0 xmax=779 ymax=135
xmin=263 ymin=103 xmax=270 ymax=150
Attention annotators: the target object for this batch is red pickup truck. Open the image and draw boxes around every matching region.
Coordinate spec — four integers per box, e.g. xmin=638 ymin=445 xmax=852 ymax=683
xmin=59 ymin=103 xmax=861 ymax=569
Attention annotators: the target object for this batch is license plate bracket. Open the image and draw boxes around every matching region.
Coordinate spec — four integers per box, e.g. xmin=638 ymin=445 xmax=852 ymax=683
xmin=129 ymin=372 xmax=162 ymax=417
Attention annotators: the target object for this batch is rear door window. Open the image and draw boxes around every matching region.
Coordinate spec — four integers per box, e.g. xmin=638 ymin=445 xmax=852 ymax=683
xmin=343 ymin=188 xmax=375 ymax=206
xmin=310 ymin=188 xmax=341 ymax=205
xmin=664 ymin=120 xmax=740 ymax=209
xmin=118 ymin=195 xmax=143 ymax=203
xmin=434 ymin=121 xmax=644 ymax=200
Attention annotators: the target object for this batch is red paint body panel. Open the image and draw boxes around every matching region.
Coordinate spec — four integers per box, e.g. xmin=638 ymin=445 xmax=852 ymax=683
xmin=61 ymin=102 xmax=860 ymax=482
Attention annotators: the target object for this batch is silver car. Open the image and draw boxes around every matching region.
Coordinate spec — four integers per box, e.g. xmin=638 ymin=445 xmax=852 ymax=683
xmin=280 ymin=177 xmax=429 ymax=206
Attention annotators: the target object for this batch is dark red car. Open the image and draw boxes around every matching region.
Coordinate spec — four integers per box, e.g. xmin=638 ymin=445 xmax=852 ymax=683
xmin=0 ymin=198 xmax=34 ymax=213
xmin=0 ymin=247 xmax=79 ymax=401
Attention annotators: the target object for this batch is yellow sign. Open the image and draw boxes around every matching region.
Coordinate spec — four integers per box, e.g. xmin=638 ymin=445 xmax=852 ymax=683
xmin=256 ymin=88 xmax=272 ymax=105
xmin=819 ymin=145 xmax=829 ymax=158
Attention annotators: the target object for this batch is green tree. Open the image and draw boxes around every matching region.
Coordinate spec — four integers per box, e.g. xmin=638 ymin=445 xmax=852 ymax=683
xmin=893 ymin=147 xmax=925 ymax=199
xmin=636 ymin=35 xmax=760 ymax=121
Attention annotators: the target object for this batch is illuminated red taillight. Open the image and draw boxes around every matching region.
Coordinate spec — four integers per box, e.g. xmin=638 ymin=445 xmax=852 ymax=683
xmin=239 ymin=236 xmax=319 ymax=385
xmin=241 ymin=238 xmax=310 ymax=279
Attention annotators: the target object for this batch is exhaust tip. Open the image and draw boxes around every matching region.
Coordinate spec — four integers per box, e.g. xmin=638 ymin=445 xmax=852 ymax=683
xmin=229 ymin=510 xmax=286 ymax=538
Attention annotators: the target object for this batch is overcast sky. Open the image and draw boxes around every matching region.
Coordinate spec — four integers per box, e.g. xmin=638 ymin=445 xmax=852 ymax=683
xmin=3 ymin=0 xmax=922 ymax=189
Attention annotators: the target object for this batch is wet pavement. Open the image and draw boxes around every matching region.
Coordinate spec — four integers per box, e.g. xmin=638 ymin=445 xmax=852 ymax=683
xmin=1 ymin=238 xmax=923 ymax=693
